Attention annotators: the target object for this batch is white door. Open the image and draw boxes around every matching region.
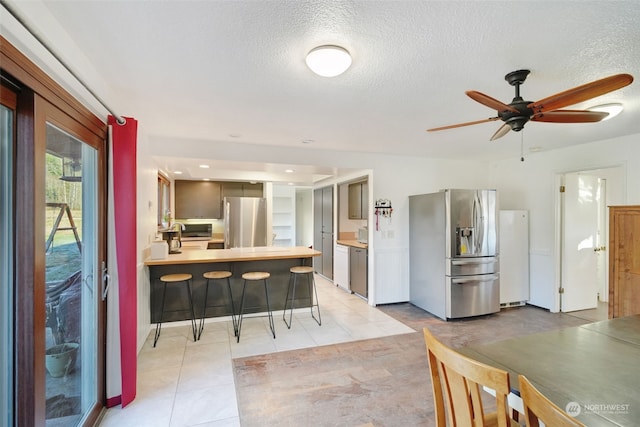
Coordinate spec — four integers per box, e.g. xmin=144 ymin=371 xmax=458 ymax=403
xmin=561 ymin=173 xmax=599 ymax=312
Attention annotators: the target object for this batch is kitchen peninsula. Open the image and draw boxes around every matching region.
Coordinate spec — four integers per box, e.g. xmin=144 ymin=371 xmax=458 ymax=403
xmin=145 ymin=246 xmax=321 ymax=323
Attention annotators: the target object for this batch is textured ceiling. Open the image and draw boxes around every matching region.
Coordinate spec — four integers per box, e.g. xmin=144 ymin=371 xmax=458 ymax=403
xmin=5 ymin=1 xmax=640 ymax=183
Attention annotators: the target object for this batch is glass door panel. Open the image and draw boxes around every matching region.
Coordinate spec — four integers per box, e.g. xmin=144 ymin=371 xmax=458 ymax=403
xmin=44 ymin=123 xmax=99 ymax=425
xmin=1 ymin=97 xmax=15 ymax=426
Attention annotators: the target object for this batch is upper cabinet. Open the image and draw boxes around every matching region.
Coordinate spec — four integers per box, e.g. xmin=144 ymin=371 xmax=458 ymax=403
xmin=175 ymin=180 xmax=222 ymax=219
xmin=174 ymin=180 xmax=263 ymax=220
xmin=348 ymin=181 xmax=368 ymax=219
xmin=221 ymin=182 xmax=263 ymax=199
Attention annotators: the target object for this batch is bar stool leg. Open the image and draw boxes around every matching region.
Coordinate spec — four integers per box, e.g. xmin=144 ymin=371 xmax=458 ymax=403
xmin=186 ymin=279 xmax=197 ymax=341
xmin=282 ymin=271 xmax=295 ymax=329
xmin=236 ymin=279 xmax=248 ymax=343
xmin=263 ymin=278 xmax=276 ymax=338
xmin=226 ymin=276 xmax=238 ymax=337
xmin=198 ymin=278 xmax=211 ymax=340
xmin=308 ymin=272 xmax=321 ymax=326
xmin=153 ymin=281 xmax=167 ymax=347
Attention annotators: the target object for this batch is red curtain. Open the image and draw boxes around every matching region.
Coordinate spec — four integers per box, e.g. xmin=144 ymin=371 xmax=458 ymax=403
xmin=107 ymin=115 xmax=137 ymax=407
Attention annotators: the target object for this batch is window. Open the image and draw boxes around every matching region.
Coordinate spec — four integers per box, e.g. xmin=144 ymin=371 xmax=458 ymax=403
xmin=157 ymin=173 xmax=170 ymax=226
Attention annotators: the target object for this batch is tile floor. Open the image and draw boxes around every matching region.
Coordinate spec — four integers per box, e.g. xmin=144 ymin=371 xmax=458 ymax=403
xmin=98 ymin=275 xmax=414 ymax=427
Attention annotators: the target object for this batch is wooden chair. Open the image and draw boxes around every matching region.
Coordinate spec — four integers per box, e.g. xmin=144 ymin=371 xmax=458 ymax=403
xmin=423 ymin=327 xmax=518 ymax=427
xmin=518 ymin=375 xmax=586 ymax=427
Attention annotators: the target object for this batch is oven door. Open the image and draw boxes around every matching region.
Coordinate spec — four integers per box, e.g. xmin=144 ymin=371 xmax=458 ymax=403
xmin=446 ymin=273 xmax=500 ymax=319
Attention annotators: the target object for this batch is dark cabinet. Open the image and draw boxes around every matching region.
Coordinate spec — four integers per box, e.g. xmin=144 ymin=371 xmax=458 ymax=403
xmin=313 ymin=186 xmax=334 ymax=279
xmin=350 ymin=246 xmax=367 ymax=298
xmin=348 ymin=181 xmax=368 ymax=219
xmin=175 ymin=180 xmax=222 ymax=219
xmin=221 ymin=182 xmax=263 ymax=199
xmin=175 ymin=180 xmax=263 ymax=220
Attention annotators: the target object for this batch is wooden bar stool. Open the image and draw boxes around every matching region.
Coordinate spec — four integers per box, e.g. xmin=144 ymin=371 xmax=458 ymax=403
xmin=236 ymin=272 xmax=275 ymax=343
xmin=199 ymin=270 xmax=237 ymax=340
xmin=154 ymin=273 xmax=197 ymax=347
xmin=283 ymin=266 xmax=321 ymax=329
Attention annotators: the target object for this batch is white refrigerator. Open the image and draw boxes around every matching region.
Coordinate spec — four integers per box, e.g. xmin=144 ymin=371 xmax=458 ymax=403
xmin=499 ymin=210 xmax=529 ymax=305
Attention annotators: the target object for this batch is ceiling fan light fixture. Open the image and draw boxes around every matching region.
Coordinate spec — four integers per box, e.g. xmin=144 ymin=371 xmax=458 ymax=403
xmin=305 ymin=45 xmax=352 ymax=77
xmin=588 ymin=103 xmax=624 ymax=121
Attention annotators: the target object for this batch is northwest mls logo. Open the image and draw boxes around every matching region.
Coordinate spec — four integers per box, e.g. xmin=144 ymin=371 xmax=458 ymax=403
xmin=566 ymin=401 xmax=630 ymax=416
xmin=566 ymin=401 xmax=581 ymax=417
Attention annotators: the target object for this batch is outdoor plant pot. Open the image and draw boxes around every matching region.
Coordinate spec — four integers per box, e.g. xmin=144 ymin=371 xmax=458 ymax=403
xmin=45 ymin=343 xmax=79 ymax=378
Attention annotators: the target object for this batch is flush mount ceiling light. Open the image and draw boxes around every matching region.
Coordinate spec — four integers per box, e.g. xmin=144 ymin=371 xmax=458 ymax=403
xmin=589 ymin=103 xmax=624 ymax=121
xmin=305 ymin=45 xmax=352 ymax=77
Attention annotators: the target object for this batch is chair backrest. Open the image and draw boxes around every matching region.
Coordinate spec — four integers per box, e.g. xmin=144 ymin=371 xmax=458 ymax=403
xmin=518 ymin=375 xmax=586 ymax=427
xmin=423 ymin=327 xmax=513 ymax=427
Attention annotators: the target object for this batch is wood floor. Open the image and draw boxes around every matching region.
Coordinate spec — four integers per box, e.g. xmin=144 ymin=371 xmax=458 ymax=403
xmin=233 ymin=303 xmax=594 ymax=426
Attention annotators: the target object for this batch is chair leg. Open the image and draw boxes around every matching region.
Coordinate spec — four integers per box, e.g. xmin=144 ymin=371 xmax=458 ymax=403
xmin=226 ymin=277 xmax=238 ymax=337
xmin=236 ymin=279 xmax=248 ymax=343
xmin=309 ymin=273 xmax=321 ymax=326
xmin=264 ymin=278 xmax=275 ymax=339
xmin=283 ymin=272 xmax=295 ymax=329
xmin=186 ymin=279 xmax=197 ymax=342
xmin=153 ymin=281 xmax=167 ymax=347
xmin=198 ymin=279 xmax=211 ymax=340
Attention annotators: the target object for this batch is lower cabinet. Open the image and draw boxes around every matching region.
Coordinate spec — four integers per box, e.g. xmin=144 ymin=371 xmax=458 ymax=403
xmin=350 ymin=246 xmax=368 ymax=298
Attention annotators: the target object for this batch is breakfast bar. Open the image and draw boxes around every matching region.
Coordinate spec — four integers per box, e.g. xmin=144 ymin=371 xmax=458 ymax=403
xmin=144 ymin=246 xmax=321 ymax=323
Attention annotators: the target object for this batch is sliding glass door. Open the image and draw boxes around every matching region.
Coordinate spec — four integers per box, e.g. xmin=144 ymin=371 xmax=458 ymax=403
xmin=2 ymin=38 xmax=108 ymax=426
xmin=43 ymin=117 xmax=103 ymax=425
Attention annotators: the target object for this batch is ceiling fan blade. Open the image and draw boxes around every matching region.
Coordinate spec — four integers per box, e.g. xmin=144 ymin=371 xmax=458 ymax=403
xmin=489 ymin=123 xmax=511 ymax=141
xmin=466 ymin=91 xmax=519 ymax=113
xmin=532 ymin=109 xmax=609 ymax=123
xmin=528 ymin=73 xmax=633 ymax=113
xmin=427 ymin=117 xmax=500 ymax=132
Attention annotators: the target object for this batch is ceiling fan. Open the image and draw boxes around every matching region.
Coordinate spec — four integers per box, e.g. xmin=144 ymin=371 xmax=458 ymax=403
xmin=427 ymin=70 xmax=633 ymax=141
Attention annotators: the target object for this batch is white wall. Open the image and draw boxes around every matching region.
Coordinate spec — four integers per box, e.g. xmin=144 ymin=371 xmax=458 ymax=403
xmin=136 ymin=125 xmax=158 ymax=351
xmin=295 ymin=188 xmax=313 ymax=247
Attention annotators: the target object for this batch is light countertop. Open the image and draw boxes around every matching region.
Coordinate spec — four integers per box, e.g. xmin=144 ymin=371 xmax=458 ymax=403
xmin=336 ymin=240 xmax=368 ymax=249
xmin=145 ymin=246 xmax=321 ymax=266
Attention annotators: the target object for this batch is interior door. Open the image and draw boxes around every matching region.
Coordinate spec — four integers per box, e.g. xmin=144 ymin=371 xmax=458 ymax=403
xmin=322 ymin=186 xmax=334 ymax=279
xmin=561 ymin=173 xmax=599 ymax=312
xmin=39 ymin=96 xmax=106 ymax=425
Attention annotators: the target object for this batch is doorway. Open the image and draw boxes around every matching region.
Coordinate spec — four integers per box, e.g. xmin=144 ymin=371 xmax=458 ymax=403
xmin=556 ymin=165 xmax=625 ymax=315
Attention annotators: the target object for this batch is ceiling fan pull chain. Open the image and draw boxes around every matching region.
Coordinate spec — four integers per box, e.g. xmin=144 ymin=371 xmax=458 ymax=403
xmin=520 ymin=132 xmax=525 ymax=162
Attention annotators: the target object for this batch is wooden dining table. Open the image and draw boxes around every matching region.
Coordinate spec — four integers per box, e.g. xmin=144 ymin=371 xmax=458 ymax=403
xmin=458 ymin=315 xmax=640 ymax=426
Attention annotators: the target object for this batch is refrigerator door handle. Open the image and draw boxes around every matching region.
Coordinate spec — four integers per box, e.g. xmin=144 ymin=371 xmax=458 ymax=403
xmin=475 ymin=191 xmax=485 ymax=254
xmin=452 ymin=258 xmax=497 ymax=265
xmin=224 ymin=201 xmax=230 ymax=248
xmin=452 ymin=274 xmax=499 ymax=284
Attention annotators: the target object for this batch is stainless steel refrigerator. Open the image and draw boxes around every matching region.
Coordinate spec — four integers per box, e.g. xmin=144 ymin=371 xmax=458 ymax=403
xmin=223 ymin=197 xmax=267 ymax=248
xmin=409 ymin=189 xmax=500 ymax=320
